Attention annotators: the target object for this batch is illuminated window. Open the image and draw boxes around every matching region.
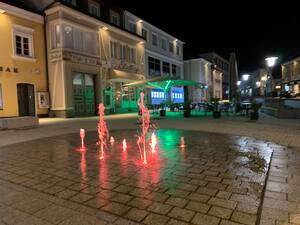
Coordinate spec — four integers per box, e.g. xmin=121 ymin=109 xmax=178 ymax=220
xmin=0 ymin=84 xmax=3 ymax=110
xmin=13 ymin=25 xmax=34 ymax=58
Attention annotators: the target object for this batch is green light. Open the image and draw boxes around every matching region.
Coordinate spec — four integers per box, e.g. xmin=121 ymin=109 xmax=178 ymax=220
xmin=164 ymin=80 xmax=172 ymax=91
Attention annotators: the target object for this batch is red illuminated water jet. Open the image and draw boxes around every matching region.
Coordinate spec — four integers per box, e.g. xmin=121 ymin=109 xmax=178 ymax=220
xmin=150 ymin=132 xmax=157 ymax=153
xmin=97 ymin=104 xmax=109 ymax=159
xmin=122 ymin=139 xmax=127 ymax=152
xmin=137 ymin=92 xmax=155 ymax=165
xmin=180 ymin=136 xmax=186 ymax=148
xmin=79 ymin=128 xmax=86 ymax=152
xmin=110 ymin=136 xmax=115 ymax=145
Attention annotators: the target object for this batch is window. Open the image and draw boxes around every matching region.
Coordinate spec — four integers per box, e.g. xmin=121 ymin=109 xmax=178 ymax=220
xmin=58 ymin=24 xmax=97 ymax=55
xmin=120 ymin=43 xmax=126 ymax=60
xmin=142 ymin=28 xmax=148 ymax=41
xmin=110 ymin=40 xmax=118 ymax=58
xmin=62 ymin=0 xmax=76 ymax=6
xmin=111 ymin=15 xmax=119 ymax=25
xmin=148 ymin=57 xmax=160 ymax=76
xmin=169 ymin=42 xmax=174 ymax=53
xmin=162 ymin=62 xmax=170 ymax=75
xmin=161 ymin=38 xmax=167 ymax=50
xmin=13 ymin=25 xmax=34 ymax=58
xmin=51 ymin=24 xmax=62 ymax=49
xmin=129 ymin=47 xmax=136 ymax=63
xmin=176 ymin=45 xmax=180 ymax=56
xmin=0 ymin=84 xmax=3 ymax=110
xmin=152 ymin=33 xmax=158 ymax=46
xmin=128 ymin=22 xmax=137 ymax=33
xmin=172 ymin=64 xmax=177 ymax=76
xmin=88 ymin=0 xmax=100 ymax=17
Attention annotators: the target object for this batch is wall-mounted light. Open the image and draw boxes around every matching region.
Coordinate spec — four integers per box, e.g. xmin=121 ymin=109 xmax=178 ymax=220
xmin=275 ymin=85 xmax=281 ymax=89
xmin=265 ymin=56 xmax=278 ymax=67
xmin=138 ymin=19 xmax=143 ymax=23
xmin=0 ymin=9 xmax=5 ymax=14
xmin=102 ymin=26 xmax=108 ymax=30
xmin=256 ymin=81 xmax=261 ymax=87
xmin=64 ymin=26 xmax=72 ymax=34
xmin=139 ymin=41 xmax=144 ymax=45
xmin=261 ymin=75 xmax=267 ymax=81
xmin=237 ymin=81 xmax=241 ymax=86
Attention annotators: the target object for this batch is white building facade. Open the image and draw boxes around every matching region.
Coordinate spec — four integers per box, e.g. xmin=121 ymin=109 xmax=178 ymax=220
xmin=184 ymin=58 xmax=222 ymax=103
xmin=124 ymin=11 xmax=185 ymax=105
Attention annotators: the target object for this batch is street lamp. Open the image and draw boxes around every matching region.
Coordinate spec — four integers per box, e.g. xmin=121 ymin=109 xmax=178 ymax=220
xmin=242 ymin=74 xmax=250 ymax=81
xmin=265 ymin=56 xmax=278 ymax=97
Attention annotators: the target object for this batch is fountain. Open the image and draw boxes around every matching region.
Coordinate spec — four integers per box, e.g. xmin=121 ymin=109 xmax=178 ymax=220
xmin=122 ymin=139 xmax=127 ymax=152
xmin=97 ymin=104 xmax=109 ymax=159
xmin=150 ymin=132 xmax=157 ymax=153
xmin=79 ymin=128 xmax=86 ymax=151
xmin=137 ymin=92 xmax=155 ymax=164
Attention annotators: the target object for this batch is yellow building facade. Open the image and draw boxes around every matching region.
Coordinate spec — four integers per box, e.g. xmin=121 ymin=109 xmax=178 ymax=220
xmin=0 ymin=2 xmax=48 ymax=118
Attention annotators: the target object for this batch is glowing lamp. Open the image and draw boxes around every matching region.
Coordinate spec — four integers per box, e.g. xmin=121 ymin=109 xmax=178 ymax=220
xmin=102 ymin=26 xmax=108 ymax=31
xmin=242 ymin=74 xmax=250 ymax=81
xmin=265 ymin=57 xmax=278 ymax=67
xmin=138 ymin=19 xmax=143 ymax=23
xmin=256 ymin=81 xmax=261 ymax=87
xmin=237 ymin=81 xmax=241 ymax=86
xmin=0 ymin=9 xmax=5 ymax=14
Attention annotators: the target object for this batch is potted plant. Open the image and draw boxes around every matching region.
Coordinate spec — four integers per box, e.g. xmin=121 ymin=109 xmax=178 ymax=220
xmin=159 ymin=101 xmax=166 ymax=117
xmin=212 ymin=98 xmax=221 ymax=118
xmin=250 ymin=101 xmax=262 ymax=120
xmin=183 ymin=101 xmax=191 ymax=117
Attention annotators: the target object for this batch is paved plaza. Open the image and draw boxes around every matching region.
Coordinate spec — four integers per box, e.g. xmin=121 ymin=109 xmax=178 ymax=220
xmin=0 ymin=113 xmax=300 ymax=225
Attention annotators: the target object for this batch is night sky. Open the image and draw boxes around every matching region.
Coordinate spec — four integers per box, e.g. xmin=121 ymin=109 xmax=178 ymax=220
xmin=111 ymin=0 xmax=300 ymax=77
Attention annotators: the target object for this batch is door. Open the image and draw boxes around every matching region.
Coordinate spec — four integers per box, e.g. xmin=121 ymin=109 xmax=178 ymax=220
xmin=17 ymin=83 xmax=35 ymax=116
xmin=73 ymin=73 xmax=95 ymax=116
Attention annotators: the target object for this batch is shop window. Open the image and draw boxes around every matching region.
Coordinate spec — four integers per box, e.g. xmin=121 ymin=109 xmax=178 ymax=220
xmin=172 ymin=64 xmax=177 ymax=76
xmin=162 ymin=61 xmax=170 ymax=75
xmin=148 ymin=57 xmax=160 ymax=76
xmin=13 ymin=25 xmax=34 ymax=58
xmin=0 ymin=84 xmax=3 ymax=110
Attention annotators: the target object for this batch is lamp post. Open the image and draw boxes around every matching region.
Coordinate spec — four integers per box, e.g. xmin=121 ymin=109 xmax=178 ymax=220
xmin=265 ymin=57 xmax=278 ymax=97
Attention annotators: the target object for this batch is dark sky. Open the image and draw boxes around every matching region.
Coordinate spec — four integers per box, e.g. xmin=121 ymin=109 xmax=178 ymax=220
xmin=111 ymin=0 xmax=300 ymax=76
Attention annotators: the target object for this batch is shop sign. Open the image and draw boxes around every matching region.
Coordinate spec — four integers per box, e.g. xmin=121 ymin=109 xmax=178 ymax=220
xmin=0 ymin=66 xmax=19 ymax=73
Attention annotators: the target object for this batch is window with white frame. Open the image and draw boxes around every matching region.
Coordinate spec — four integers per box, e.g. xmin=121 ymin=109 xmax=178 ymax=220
xmin=120 ymin=43 xmax=126 ymax=60
xmin=148 ymin=57 xmax=160 ymax=76
xmin=176 ymin=45 xmax=180 ymax=56
xmin=88 ymin=0 xmax=100 ymax=17
xmin=128 ymin=22 xmax=137 ymax=33
xmin=169 ymin=42 xmax=174 ymax=53
xmin=0 ymin=84 xmax=3 ymax=110
xmin=142 ymin=28 xmax=148 ymax=41
xmin=13 ymin=25 xmax=34 ymax=58
xmin=152 ymin=33 xmax=158 ymax=46
xmin=128 ymin=47 xmax=136 ymax=63
xmin=162 ymin=62 xmax=170 ymax=75
xmin=62 ymin=0 xmax=76 ymax=6
xmin=161 ymin=38 xmax=167 ymax=50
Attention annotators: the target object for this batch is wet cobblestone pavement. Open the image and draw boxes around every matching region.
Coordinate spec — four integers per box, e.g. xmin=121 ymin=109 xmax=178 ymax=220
xmin=0 ymin=129 xmax=294 ymax=225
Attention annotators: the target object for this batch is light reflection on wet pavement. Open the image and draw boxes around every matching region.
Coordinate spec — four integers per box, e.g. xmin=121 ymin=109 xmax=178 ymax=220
xmin=0 ymin=129 xmax=276 ymax=225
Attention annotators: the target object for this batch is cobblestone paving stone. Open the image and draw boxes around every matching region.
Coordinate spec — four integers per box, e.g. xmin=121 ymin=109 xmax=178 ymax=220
xmin=0 ymin=129 xmax=294 ymax=225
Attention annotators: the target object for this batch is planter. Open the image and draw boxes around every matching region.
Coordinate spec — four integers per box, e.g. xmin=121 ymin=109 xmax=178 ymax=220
xmin=213 ymin=111 xmax=221 ymax=118
xmin=183 ymin=110 xmax=191 ymax=117
xmin=250 ymin=112 xmax=259 ymax=120
xmin=160 ymin=110 xmax=166 ymax=117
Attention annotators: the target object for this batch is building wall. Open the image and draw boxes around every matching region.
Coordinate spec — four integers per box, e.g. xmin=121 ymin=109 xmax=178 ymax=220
xmin=0 ymin=5 xmax=48 ymax=117
xmin=184 ymin=59 xmax=212 ymax=103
